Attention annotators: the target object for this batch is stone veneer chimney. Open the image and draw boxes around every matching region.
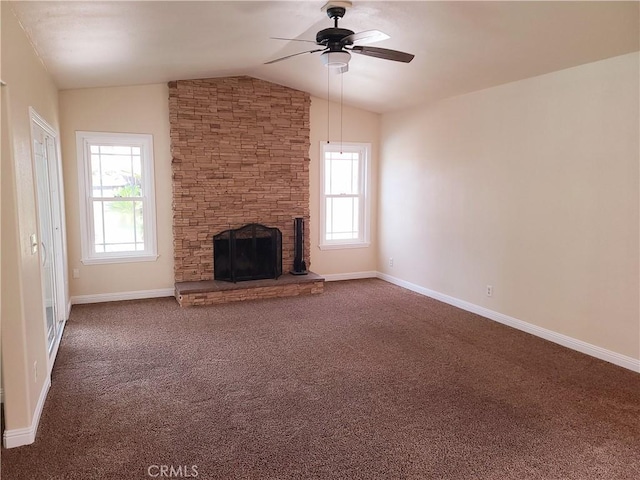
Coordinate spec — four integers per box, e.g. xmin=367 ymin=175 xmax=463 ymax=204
xmin=169 ymin=76 xmax=311 ymax=282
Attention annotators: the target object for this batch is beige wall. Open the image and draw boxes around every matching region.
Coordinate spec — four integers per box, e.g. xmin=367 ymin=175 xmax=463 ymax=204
xmin=59 ymin=84 xmax=174 ymax=297
xmin=378 ymin=52 xmax=640 ymax=360
xmin=309 ymin=96 xmax=380 ymax=276
xmin=1 ymin=4 xmax=60 ymax=430
xmin=59 ymin=86 xmax=379 ymax=297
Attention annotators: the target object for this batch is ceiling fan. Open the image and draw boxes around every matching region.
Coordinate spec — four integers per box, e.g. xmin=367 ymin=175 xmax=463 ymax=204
xmin=265 ymin=1 xmax=415 ymax=74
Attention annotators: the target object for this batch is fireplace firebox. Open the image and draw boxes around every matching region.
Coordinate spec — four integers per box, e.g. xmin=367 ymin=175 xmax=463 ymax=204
xmin=213 ymin=224 xmax=282 ymax=283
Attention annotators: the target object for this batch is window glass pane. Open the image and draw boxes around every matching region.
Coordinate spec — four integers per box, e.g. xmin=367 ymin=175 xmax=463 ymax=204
xmin=114 ymin=181 xmax=142 ymax=198
xmin=352 ymin=156 xmax=360 ymax=193
xmin=90 ymin=145 xmax=100 ymax=154
xmin=132 ymin=155 xmax=143 ymax=196
xmin=324 ymin=157 xmax=331 ymax=195
xmin=325 ymin=197 xmax=332 ymax=236
xmin=94 ymin=199 xmax=146 ymax=254
xmin=332 ymin=151 xmax=354 ymax=160
xmin=134 ymin=201 xmax=144 ymax=249
xmin=91 ymin=154 xmax=103 ymax=197
xmin=104 ymin=154 xmax=134 ymax=175
xmin=93 ymin=201 xmax=105 ymax=252
xmin=89 ymin=146 xmax=143 ymax=198
xmin=326 ymin=196 xmax=359 ymax=240
xmin=352 ymin=197 xmax=359 ymax=238
xmin=102 ymin=155 xmax=133 ymax=198
xmin=99 ymin=145 xmax=132 ymax=155
xmin=331 ymin=159 xmax=356 ymax=195
xmin=102 ymin=200 xmax=137 ymax=251
xmin=325 ymin=150 xmax=360 ymax=195
xmin=105 ymin=243 xmax=138 ymax=253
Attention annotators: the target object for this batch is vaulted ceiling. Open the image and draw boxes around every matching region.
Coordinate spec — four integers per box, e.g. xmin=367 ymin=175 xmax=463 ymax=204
xmin=9 ymin=1 xmax=639 ymax=113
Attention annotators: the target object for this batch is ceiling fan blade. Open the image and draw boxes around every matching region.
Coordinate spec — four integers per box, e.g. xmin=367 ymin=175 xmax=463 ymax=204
xmin=342 ymin=30 xmax=390 ymax=46
xmin=350 ymin=46 xmax=415 ymax=63
xmin=264 ymin=48 xmax=326 ymax=65
xmin=270 ymin=37 xmax=317 ymax=44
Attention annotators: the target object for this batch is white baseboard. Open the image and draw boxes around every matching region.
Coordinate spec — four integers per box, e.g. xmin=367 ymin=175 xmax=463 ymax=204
xmin=3 ymin=376 xmax=51 ymax=448
xmin=377 ymin=272 xmax=640 ymax=373
xmin=322 ymin=271 xmax=378 ymax=282
xmin=70 ymin=288 xmax=175 ymax=305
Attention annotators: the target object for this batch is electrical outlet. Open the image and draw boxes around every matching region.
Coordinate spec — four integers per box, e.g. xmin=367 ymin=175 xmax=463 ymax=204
xmin=33 ymin=361 xmax=38 ymax=382
xmin=73 ymin=268 xmax=80 ymax=279
xmin=486 ymin=285 xmax=493 ymax=297
xmin=389 ymin=257 xmax=394 ymax=267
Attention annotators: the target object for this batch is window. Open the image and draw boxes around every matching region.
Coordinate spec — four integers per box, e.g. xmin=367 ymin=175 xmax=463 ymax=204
xmin=76 ymin=132 xmax=157 ymax=264
xmin=320 ymin=142 xmax=371 ymax=249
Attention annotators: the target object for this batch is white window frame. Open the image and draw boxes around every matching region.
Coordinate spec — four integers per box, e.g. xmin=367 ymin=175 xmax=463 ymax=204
xmin=76 ymin=131 xmax=158 ymax=264
xmin=319 ymin=141 xmax=371 ymax=250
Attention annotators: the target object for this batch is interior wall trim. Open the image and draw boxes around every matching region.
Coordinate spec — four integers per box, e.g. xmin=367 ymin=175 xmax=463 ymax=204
xmin=3 ymin=376 xmax=51 ymax=448
xmin=322 ymin=271 xmax=378 ymax=282
xmin=70 ymin=288 xmax=175 ymax=305
xmin=376 ymin=272 xmax=640 ymax=373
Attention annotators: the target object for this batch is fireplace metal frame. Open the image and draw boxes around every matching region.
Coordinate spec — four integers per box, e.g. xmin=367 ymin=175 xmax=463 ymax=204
xmin=213 ymin=223 xmax=282 ymax=283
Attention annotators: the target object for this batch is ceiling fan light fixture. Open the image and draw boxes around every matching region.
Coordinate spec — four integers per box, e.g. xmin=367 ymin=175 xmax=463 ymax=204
xmin=321 ymin=50 xmax=351 ymax=68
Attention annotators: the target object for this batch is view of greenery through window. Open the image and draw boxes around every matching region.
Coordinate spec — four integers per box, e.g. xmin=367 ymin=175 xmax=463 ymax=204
xmin=90 ymin=145 xmax=145 ymax=253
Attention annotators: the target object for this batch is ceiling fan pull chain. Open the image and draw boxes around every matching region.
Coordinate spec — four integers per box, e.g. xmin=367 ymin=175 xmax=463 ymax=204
xmin=340 ymin=71 xmax=344 ymax=153
xmin=327 ymin=62 xmax=331 ymax=144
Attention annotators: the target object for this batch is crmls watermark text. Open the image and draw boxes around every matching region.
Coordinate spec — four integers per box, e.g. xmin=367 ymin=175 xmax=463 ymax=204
xmin=147 ymin=465 xmax=199 ymax=478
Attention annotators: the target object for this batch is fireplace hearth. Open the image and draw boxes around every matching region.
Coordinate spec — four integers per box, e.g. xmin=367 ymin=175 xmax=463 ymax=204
xmin=214 ymin=224 xmax=282 ymax=283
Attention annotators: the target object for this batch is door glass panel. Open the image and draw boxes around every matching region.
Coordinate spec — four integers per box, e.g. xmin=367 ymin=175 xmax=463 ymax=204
xmin=33 ymin=130 xmax=58 ymax=351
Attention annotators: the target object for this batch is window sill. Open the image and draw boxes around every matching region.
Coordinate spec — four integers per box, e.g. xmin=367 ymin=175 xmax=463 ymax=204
xmin=318 ymin=242 xmax=371 ymax=251
xmin=81 ymin=254 xmax=159 ymax=265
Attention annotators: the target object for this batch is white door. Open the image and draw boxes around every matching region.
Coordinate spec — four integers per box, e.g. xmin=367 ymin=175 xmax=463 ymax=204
xmin=31 ymin=111 xmax=67 ymax=360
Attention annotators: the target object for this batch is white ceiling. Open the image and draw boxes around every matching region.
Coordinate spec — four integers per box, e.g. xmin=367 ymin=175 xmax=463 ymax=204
xmin=9 ymin=1 xmax=639 ymax=113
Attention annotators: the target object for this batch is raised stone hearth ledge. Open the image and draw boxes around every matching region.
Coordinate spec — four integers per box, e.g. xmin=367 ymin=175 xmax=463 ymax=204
xmin=175 ymin=272 xmax=325 ymax=307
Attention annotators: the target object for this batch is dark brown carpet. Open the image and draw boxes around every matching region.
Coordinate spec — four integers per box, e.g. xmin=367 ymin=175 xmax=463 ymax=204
xmin=2 ymin=279 xmax=639 ymax=479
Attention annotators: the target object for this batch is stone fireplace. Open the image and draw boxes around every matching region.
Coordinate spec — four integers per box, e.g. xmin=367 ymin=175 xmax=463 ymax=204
xmin=168 ymin=76 xmax=323 ymax=305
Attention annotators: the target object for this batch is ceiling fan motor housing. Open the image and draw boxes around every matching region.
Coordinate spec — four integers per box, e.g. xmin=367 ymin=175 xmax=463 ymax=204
xmin=316 ymin=27 xmax=355 ymax=48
